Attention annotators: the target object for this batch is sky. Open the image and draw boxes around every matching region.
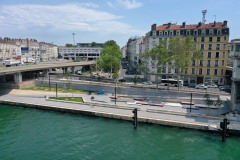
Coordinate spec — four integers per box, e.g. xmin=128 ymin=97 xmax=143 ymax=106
xmin=0 ymin=0 xmax=240 ymax=47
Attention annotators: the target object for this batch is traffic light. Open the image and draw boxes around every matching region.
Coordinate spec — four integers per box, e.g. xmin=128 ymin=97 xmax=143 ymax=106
xmin=132 ymin=108 xmax=138 ymax=129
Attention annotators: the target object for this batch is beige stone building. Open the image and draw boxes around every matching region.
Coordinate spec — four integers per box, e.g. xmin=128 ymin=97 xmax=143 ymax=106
xmin=144 ymin=21 xmax=229 ymax=85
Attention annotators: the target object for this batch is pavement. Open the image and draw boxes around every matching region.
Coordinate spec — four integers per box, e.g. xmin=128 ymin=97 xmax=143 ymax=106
xmin=0 ymin=89 xmax=236 ymax=130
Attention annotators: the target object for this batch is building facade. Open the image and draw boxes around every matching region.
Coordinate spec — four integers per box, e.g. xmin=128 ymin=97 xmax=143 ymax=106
xmin=0 ymin=37 xmax=58 ymax=61
xmin=143 ymin=21 xmax=229 ymax=85
xmin=58 ymin=46 xmax=102 ymax=60
xmin=230 ymin=39 xmax=240 ymax=113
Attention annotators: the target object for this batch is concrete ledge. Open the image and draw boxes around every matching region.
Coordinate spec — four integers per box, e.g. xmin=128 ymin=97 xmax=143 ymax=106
xmin=0 ymin=99 xmax=218 ymax=131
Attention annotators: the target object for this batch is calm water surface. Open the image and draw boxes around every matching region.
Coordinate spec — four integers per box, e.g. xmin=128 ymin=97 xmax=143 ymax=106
xmin=0 ymin=105 xmax=240 ymax=160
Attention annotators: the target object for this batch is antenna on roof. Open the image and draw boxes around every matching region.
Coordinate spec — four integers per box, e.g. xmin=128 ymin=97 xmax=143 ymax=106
xmin=202 ymin=10 xmax=207 ymax=24
xmin=214 ymin=15 xmax=216 ymax=21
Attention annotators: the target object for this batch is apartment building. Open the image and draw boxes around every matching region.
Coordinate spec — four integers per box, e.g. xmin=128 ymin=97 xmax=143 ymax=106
xmin=144 ymin=21 xmax=229 ymax=85
xmin=0 ymin=37 xmax=58 ymax=61
xmin=126 ymin=37 xmax=144 ymax=66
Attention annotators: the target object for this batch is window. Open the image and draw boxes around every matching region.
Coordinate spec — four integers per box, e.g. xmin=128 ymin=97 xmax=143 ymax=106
xmin=217 ymin=29 xmax=221 ymax=34
xmin=185 ymin=68 xmax=188 ymax=74
xmin=192 ymin=68 xmax=195 ymax=74
xmin=164 ymin=31 xmax=168 ymax=36
xmin=201 ymin=52 xmax=204 ymax=57
xmin=224 ymin=37 xmax=227 ymax=41
xmin=207 ymin=69 xmax=210 ymax=75
xmin=217 ymin=37 xmax=221 ymax=42
xmin=159 ymin=31 xmax=163 ymax=36
xmin=192 ymin=60 xmax=195 ymax=66
xmin=201 ymin=44 xmax=204 ymax=50
xmin=216 ymin=44 xmax=220 ymax=50
xmin=236 ymin=45 xmax=240 ymax=52
xmin=215 ymin=60 xmax=218 ymax=66
xmin=194 ymin=30 xmax=198 ymax=35
xmin=169 ymin=31 xmax=173 ymax=36
xmin=199 ymin=68 xmax=202 ymax=75
xmin=187 ymin=30 xmax=190 ymax=35
xmin=194 ymin=37 xmax=197 ymax=42
xmin=221 ymin=69 xmax=224 ymax=75
xmin=223 ymin=52 xmax=225 ymax=58
xmin=214 ymin=69 xmax=218 ymax=75
xmin=201 ymin=37 xmax=204 ymax=42
xmin=216 ymin=52 xmax=219 ymax=58
xmin=223 ymin=44 xmax=226 ymax=49
xmin=209 ymin=37 xmax=212 ymax=42
xmin=209 ymin=29 xmax=214 ymax=34
xmin=222 ymin=60 xmax=224 ymax=66
xmin=176 ymin=31 xmax=180 ymax=36
xmin=208 ymin=44 xmax=212 ymax=50
xmin=200 ymin=60 xmax=203 ymax=66
xmin=202 ymin=29 xmax=206 ymax=35
xmin=207 ymin=60 xmax=211 ymax=66
xmin=208 ymin=52 xmax=211 ymax=58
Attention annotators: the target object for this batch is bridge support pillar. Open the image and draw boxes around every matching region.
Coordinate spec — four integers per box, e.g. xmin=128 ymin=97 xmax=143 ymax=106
xmin=43 ymin=69 xmax=49 ymax=78
xmin=71 ymin=67 xmax=75 ymax=74
xmin=14 ymin=73 xmax=22 ymax=84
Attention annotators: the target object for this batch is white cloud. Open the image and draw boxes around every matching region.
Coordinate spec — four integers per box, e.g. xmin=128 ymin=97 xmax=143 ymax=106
xmin=0 ymin=3 xmax=144 ymax=36
xmin=107 ymin=0 xmax=143 ymax=10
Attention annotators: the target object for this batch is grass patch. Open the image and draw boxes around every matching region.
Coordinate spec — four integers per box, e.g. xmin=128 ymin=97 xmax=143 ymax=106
xmin=24 ymin=86 xmax=88 ymax=94
xmin=49 ymin=97 xmax=84 ymax=103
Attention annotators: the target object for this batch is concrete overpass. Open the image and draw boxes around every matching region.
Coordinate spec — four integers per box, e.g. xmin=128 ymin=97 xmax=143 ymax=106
xmin=0 ymin=60 xmax=96 ymax=85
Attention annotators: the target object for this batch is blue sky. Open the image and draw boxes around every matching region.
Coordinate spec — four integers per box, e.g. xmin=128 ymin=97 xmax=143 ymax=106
xmin=0 ymin=0 xmax=239 ymax=47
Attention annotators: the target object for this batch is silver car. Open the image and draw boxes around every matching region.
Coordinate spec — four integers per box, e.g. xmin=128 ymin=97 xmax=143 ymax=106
xmin=195 ymin=84 xmax=208 ymax=89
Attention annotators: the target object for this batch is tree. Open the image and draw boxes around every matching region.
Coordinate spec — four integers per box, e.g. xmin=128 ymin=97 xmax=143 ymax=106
xmin=142 ymin=39 xmax=172 ymax=88
xmin=214 ymin=96 xmax=223 ymax=115
xmin=203 ymin=93 xmax=214 ymax=115
xmin=65 ymin=43 xmax=73 ymax=47
xmin=168 ymin=36 xmax=199 ymax=90
xmin=97 ymin=40 xmax=122 ymax=80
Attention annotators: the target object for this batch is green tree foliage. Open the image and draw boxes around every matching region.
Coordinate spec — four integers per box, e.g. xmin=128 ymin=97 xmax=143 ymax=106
xmin=97 ymin=40 xmax=122 ymax=80
xmin=168 ymin=36 xmax=201 ymax=90
xmin=214 ymin=96 xmax=223 ymax=115
xmin=203 ymin=93 xmax=214 ymax=115
xmin=66 ymin=43 xmax=73 ymax=47
xmin=142 ymin=39 xmax=172 ymax=88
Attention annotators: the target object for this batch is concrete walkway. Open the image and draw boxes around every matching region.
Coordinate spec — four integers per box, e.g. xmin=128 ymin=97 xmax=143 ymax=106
xmin=0 ymin=89 xmax=236 ymax=131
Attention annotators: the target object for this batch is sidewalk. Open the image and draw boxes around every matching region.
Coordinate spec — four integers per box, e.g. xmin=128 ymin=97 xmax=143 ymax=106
xmin=0 ymin=89 xmax=235 ymax=131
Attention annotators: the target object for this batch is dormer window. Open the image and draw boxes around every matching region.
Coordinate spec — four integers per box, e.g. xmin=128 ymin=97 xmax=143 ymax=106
xmin=217 ymin=29 xmax=221 ymax=34
xmin=164 ymin=31 xmax=168 ymax=36
xmin=201 ymin=29 xmax=206 ymax=35
xmin=186 ymin=30 xmax=190 ymax=35
xmin=159 ymin=31 xmax=163 ymax=36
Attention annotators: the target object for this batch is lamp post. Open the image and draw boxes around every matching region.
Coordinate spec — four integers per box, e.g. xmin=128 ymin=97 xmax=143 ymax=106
xmin=72 ymin=33 xmax=76 ymax=60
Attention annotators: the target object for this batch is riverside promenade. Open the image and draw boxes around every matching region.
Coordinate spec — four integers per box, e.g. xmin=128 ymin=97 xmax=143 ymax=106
xmin=0 ymin=89 xmax=236 ymax=132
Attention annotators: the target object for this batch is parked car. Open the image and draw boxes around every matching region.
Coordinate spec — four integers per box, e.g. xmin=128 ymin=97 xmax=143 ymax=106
xmin=188 ymin=83 xmax=197 ymax=88
xmin=118 ymin=78 xmax=126 ymax=82
xmin=219 ymin=85 xmax=231 ymax=92
xmin=195 ymin=84 xmax=208 ymax=89
xmin=207 ymin=83 xmax=218 ymax=88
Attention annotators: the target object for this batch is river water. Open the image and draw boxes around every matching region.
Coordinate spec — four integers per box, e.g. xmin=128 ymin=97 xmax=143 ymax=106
xmin=0 ymin=105 xmax=239 ymax=160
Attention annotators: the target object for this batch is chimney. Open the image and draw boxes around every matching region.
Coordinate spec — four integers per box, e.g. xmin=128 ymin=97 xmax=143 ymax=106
xmin=198 ymin=22 xmax=202 ymax=27
xmin=181 ymin=22 xmax=186 ymax=28
xmin=213 ymin=21 xmax=216 ymax=27
xmin=223 ymin=20 xmax=227 ymax=27
xmin=151 ymin=24 xmax=157 ymax=31
xmin=167 ymin=22 xmax=171 ymax=28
